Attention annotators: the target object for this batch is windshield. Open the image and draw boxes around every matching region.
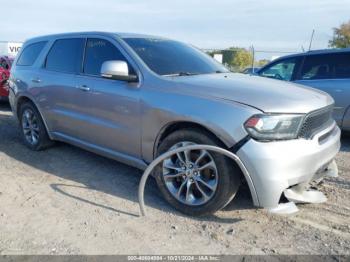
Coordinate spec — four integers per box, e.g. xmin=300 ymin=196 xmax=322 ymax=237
xmin=123 ymin=37 xmax=229 ymax=76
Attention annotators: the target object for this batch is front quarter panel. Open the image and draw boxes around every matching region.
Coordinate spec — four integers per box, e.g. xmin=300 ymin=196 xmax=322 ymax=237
xmin=141 ymin=87 xmax=261 ymax=163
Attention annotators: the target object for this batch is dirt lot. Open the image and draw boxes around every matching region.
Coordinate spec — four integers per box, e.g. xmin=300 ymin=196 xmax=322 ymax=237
xmin=0 ymin=102 xmax=349 ymax=255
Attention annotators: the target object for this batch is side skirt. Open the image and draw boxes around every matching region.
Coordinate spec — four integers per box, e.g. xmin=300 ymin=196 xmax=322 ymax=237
xmin=51 ymin=132 xmax=148 ymax=170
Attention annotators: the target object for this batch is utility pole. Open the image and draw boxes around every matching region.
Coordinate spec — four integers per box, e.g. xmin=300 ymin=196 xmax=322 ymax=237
xmin=308 ymin=29 xmax=315 ymax=51
xmin=251 ymin=45 xmax=255 ymax=70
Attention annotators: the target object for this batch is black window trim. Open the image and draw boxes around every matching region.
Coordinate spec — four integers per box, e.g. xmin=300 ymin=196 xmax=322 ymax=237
xmin=43 ymin=37 xmax=86 ymax=75
xmin=16 ymin=41 xmax=48 ymax=67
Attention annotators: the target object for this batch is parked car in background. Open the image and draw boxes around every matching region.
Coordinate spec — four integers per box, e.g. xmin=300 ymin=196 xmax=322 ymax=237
xmin=9 ymin=32 xmax=340 ymax=216
xmin=0 ymin=56 xmax=13 ymax=101
xmin=241 ymin=67 xmax=260 ymax=74
xmin=257 ymin=49 xmax=350 ymax=131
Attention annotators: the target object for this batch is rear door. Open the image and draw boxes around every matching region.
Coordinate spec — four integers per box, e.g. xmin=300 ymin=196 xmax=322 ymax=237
xmin=37 ymin=38 xmax=86 ymax=137
xmin=294 ymin=53 xmax=350 ymax=127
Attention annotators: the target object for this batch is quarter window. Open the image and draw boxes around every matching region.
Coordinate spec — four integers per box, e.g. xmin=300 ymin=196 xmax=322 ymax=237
xmin=45 ymin=38 xmax=84 ymax=74
xmin=17 ymin=41 xmax=47 ymax=66
xmin=260 ymin=58 xmax=297 ymax=81
xmin=83 ymin=38 xmax=130 ymax=76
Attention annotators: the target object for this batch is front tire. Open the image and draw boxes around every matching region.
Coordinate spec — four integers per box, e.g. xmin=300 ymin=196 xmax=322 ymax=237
xmin=19 ymin=102 xmax=54 ymax=151
xmin=155 ymin=128 xmax=241 ymax=216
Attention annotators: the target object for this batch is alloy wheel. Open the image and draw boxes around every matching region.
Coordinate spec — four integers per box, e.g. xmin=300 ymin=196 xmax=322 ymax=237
xmin=22 ymin=109 xmax=40 ymax=146
xmin=162 ymin=141 xmax=218 ymax=206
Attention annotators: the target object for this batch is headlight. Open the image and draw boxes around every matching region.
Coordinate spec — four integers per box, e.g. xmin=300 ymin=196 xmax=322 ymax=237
xmin=244 ymin=114 xmax=304 ymax=141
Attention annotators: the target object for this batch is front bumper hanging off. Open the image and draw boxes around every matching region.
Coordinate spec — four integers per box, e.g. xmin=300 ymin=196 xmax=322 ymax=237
xmin=138 ymin=144 xmax=339 ymax=216
xmin=269 ymin=160 xmax=338 ymax=214
xmin=283 ymin=160 xmax=338 ymax=204
xmin=236 ymin=123 xmax=341 ymax=211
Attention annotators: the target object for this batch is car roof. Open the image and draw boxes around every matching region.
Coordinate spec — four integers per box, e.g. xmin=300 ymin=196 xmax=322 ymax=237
xmin=273 ymin=48 xmax=350 ymax=60
xmin=24 ymin=31 xmax=167 ymax=45
xmin=257 ymin=47 xmax=350 ymax=73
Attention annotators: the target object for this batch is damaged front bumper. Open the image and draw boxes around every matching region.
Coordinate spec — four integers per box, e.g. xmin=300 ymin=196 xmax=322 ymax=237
xmin=237 ymin=122 xmax=341 ymax=213
xmin=284 ymin=160 xmax=338 ymax=203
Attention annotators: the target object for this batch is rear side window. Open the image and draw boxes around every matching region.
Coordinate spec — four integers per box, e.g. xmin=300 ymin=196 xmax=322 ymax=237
xmin=332 ymin=53 xmax=350 ymax=79
xmin=83 ymin=38 xmax=129 ymax=76
xmin=45 ymin=38 xmax=84 ymax=74
xmin=300 ymin=53 xmax=350 ymax=80
xmin=17 ymin=41 xmax=47 ymax=66
xmin=300 ymin=55 xmax=332 ymax=80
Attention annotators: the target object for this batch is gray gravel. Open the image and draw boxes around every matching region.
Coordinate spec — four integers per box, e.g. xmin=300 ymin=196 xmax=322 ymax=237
xmin=0 ymin=102 xmax=349 ymax=255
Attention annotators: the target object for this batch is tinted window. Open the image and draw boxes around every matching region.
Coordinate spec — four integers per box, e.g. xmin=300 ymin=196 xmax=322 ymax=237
xmin=260 ymin=58 xmax=297 ymax=81
xmin=45 ymin=38 xmax=84 ymax=73
xmin=123 ymin=38 xmax=229 ymax=76
xmin=332 ymin=53 xmax=350 ymax=79
xmin=17 ymin=41 xmax=47 ymax=66
xmin=300 ymin=54 xmax=332 ymax=80
xmin=84 ymin=38 xmax=130 ymax=76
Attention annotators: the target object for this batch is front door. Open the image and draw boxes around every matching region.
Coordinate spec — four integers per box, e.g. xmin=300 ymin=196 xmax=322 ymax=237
xmin=74 ymin=37 xmax=141 ymax=158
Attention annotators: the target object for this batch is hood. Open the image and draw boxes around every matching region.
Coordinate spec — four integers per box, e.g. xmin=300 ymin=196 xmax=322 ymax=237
xmin=168 ymin=73 xmax=333 ymax=114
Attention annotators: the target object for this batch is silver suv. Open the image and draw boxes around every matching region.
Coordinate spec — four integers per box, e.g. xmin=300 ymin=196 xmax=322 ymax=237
xmin=9 ymin=32 xmax=341 ymax=216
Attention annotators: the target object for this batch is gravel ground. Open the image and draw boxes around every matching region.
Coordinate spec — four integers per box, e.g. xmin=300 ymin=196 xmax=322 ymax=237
xmin=0 ymin=102 xmax=349 ymax=255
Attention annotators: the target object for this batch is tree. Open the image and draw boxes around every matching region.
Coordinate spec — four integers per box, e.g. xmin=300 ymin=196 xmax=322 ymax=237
xmin=329 ymin=20 xmax=350 ymax=48
xmin=207 ymin=47 xmax=253 ymax=72
xmin=230 ymin=48 xmax=253 ymax=72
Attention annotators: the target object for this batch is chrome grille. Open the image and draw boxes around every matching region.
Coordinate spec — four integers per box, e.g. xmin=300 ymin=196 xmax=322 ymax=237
xmin=298 ymin=106 xmax=334 ymax=139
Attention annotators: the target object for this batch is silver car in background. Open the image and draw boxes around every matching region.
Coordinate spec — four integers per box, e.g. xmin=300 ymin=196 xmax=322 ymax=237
xmin=257 ymin=49 xmax=350 ymax=131
xmin=9 ymin=32 xmax=341 ymax=216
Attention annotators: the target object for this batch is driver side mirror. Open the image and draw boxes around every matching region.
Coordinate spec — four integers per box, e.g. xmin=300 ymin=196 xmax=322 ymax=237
xmin=100 ymin=60 xmax=138 ymax=82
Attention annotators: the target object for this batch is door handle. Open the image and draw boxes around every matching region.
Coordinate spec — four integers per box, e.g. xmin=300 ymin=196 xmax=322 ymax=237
xmin=31 ymin=78 xmax=41 ymax=83
xmin=76 ymin=85 xmax=90 ymax=92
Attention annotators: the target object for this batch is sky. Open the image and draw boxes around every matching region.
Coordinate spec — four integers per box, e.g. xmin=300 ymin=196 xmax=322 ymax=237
xmin=1 ymin=0 xmax=350 ymax=59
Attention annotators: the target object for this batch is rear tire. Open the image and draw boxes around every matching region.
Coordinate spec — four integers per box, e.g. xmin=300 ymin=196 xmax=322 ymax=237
xmin=19 ymin=102 xmax=54 ymax=151
xmin=155 ymin=128 xmax=241 ymax=216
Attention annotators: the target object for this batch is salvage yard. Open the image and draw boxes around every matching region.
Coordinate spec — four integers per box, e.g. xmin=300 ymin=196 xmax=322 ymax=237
xmin=0 ymin=102 xmax=349 ymax=255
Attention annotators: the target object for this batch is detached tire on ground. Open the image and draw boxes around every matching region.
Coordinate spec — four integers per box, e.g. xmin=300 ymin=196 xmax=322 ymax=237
xmin=155 ymin=128 xmax=241 ymax=216
xmin=19 ymin=102 xmax=54 ymax=151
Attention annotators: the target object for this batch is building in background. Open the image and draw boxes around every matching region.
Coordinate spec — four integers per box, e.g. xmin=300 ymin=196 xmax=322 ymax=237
xmin=0 ymin=41 xmax=23 ymax=57
xmin=213 ymin=54 xmax=223 ymax=63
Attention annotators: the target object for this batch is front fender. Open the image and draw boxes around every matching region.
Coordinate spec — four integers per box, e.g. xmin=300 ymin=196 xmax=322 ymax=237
xmin=141 ymin=89 xmax=261 ymax=163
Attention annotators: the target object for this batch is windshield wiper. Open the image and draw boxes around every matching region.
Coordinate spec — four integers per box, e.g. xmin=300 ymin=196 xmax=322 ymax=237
xmin=163 ymin=72 xmax=199 ymax=77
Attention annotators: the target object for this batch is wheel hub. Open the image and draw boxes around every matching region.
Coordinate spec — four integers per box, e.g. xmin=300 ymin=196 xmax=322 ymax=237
xmin=162 ymin=141 xmax=218 ymax=206
xmin=22 ymin=109 xmax=40 ymax=146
